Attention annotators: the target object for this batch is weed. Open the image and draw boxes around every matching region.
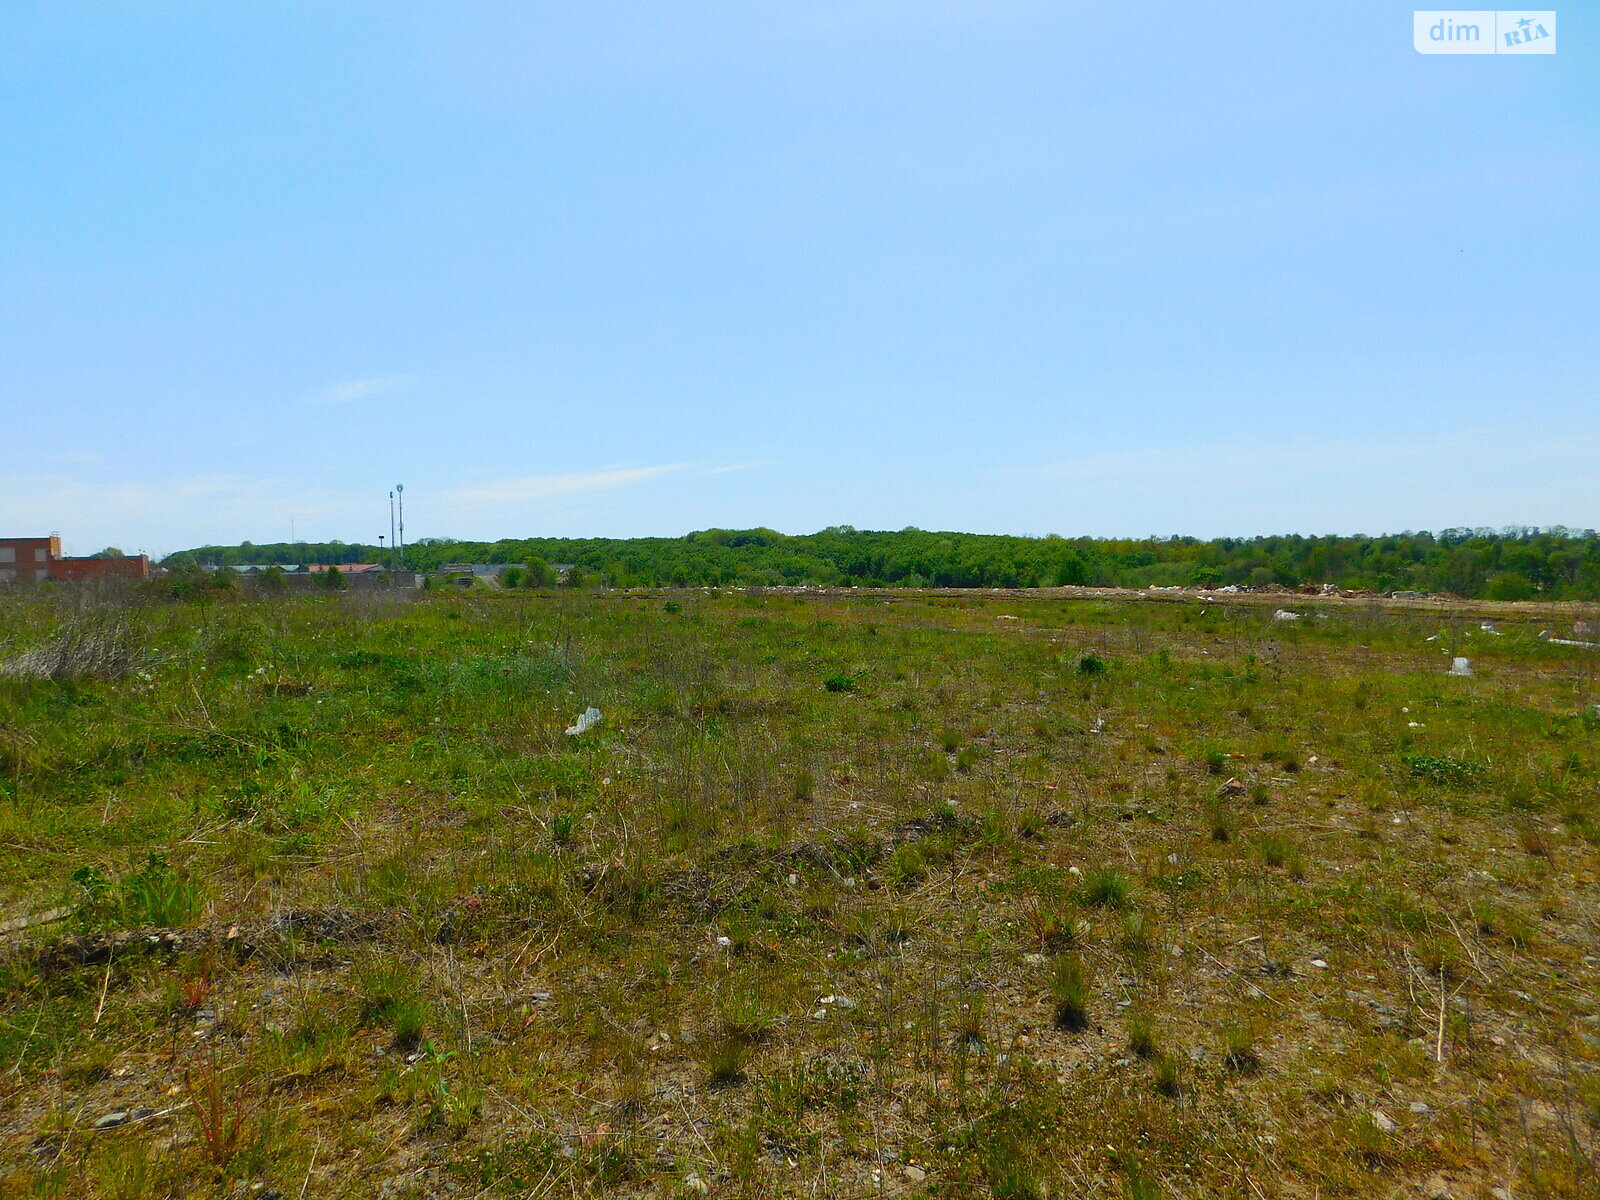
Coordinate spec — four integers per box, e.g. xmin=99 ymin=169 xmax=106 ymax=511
xmin=1404 ymin=754 xmax=1486 ymax=786
xmin=1221 ymin=1024 xmax=1261 ymax=1074
xmin=183 ymin=1048 xmax=250 ymax=1170
xmin=550 ymin=811 xmax=576 ymax=845
xmin=75 ymin=854 xmax=202 ymax=928
xmin=1016 ymin=888 xmax=1074 ymax=951
xmin=1080 ymin=867 xmax=1132 ymax=909
xmin=87 ymin=1139 xmax=157 ymax=1199
xmin=1259 ymin=835 xmax=1291 ymax=869
xmin=1127 ymin=1008 xmax=1159 ymax=1059
xmin=1049 ymin=954 xmax=1093 ymax=1032
xmin=1152 ymin=1053 xmax=1184 ymax=1097
xmin=1120 ymin=908 xmax=1154 ymax=954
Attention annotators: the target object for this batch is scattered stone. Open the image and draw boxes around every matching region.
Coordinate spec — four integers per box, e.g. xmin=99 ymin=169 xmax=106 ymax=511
xmin=685 ymin=1171 xmax=710 ymax=1194
xmin=1490 ymin=1189 xmax=1514 ymax=1200
xmin=1371 ymin=1110 xmax=1396 ymax=1134
xmin=93 ymin=1111 xmax=131 ymax=1130
xmin=903 ymin=1165 xmax=927 ymax=1184
xmin=1409 ymin=1100 xmax=1431 ymax=1114
xmin=1309 ymin=959 xmax=1329 ymax=969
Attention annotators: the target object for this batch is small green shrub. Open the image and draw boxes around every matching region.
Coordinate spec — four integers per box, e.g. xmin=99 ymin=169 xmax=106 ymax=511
xmin=74 ymin=855 xmax=202 ymax=928
xmin=1403 ymin=754 xmax=1486 ymax=786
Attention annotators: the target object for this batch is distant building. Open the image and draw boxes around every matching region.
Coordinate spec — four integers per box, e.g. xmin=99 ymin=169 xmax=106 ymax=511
xmin=0 ymin=536 xmax=59 ymax=583
xmin=0 ymin=535 xmax=150 ymax=584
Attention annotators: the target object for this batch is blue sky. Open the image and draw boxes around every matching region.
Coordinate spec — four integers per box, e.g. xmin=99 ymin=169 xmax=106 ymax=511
xmin=2 ymin=2 xmax=1594 ymax=557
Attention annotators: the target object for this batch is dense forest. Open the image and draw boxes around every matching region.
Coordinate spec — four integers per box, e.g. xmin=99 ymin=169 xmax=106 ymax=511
xmin=166 ymin=526 xmax=1600 ymax=600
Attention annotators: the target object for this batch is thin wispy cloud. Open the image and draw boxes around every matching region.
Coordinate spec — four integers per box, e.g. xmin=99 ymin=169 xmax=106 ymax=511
xmin=440 ymin=464 xmax=696 ymax=511
xmin=49 ymin=451 xmax=104 ymax=465
xmin=696 ymin=461 xmax=773 ymax=477
xmin=306 ymin=375 xmax=416 ymax=406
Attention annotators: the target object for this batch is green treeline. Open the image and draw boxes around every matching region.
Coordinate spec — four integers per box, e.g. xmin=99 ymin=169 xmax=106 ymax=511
xmin=167 ymin=526 xmax=1600 ymax=599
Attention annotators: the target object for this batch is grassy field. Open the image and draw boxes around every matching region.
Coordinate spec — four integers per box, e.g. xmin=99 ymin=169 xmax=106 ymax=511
xmin=1 ymin=586 xmax=1598 ymax=1199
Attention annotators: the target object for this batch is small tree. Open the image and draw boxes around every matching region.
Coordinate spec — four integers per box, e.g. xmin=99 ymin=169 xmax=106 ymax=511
xmin=317 ymin=566 xmax=346 ymax=591
xmin=523 ymin=559 xmax=549 ymax=588
xmin=258 ymin=565 xmax=288 ymax=594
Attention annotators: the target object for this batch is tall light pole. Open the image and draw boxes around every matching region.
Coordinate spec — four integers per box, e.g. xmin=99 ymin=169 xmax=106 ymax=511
xmin=388 ymin=491 xmax=398 ymax=571
xmin=396 ymin=484 xmax=405 ymax=571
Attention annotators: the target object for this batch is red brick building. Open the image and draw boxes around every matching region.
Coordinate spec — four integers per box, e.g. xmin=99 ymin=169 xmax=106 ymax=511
xmin=0 ymin=536 xmax=60 ymax=584
xmin=0 ymin=535 xmax=150 ymax=584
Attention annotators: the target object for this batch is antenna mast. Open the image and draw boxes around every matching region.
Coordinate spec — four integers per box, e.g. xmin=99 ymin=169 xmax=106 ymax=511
xmin=395 ymin=484 xmax=405 ymax=571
